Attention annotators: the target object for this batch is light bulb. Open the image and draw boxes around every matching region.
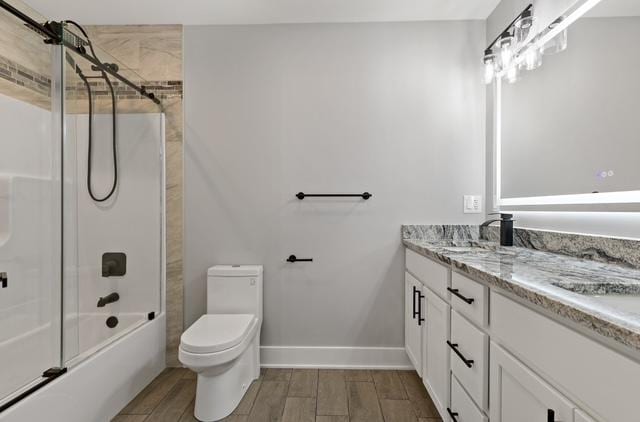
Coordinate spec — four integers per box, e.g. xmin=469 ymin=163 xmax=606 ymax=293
xmin=483 ymin=49 xmax=496 ymax=85
xmin=523 ymin=46 xmax=543 ymax=71
xmin=506 ymin=65 xmax=520 ymax=84
xmin=514 ymin=9 xmax=535 ymax=44
xmin=484 ymin=61 xmax=495 ymax=84
xmin=499 ymin=33 xmax=515 ymax=68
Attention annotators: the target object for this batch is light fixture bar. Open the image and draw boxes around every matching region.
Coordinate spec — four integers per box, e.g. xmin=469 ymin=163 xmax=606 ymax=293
xmin=485 ymin=4 xmax=533 ymax=52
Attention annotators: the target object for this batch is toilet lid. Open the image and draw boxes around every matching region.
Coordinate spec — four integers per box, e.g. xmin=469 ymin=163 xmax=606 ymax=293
xmin=181 ymin=314 xmax=256 ymax=354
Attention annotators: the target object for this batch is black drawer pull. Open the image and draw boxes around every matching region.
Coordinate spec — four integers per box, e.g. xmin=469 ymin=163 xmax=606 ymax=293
xmin=0 ymin=272 xmax=6 ymax=288
xmin=447 ymin=408 xmax=459 ymax=422
xmin=447 ymin=287 xmax=475 ymax=304
xmin=548 ymin=409 xmax=558 ymax=422
xmin=447 ymin=341 xmax=474 ymax=368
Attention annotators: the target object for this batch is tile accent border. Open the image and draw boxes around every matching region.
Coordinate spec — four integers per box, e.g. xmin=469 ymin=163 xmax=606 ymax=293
xmin=0 ymin=54 xmax=50 ymax=98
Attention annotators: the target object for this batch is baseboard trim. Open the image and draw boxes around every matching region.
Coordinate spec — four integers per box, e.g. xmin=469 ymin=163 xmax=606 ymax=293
xmin=260 ymin=346 xmax=412 ymax=369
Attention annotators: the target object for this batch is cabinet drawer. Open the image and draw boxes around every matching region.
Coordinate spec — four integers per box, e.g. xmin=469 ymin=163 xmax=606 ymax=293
xmin=449 ymin=375 xmax=488 ymax=422
xmin=450 ymin=310 xmax=488 ymax=411
xmin=450 ymin=272 xmax=488 ymax=328
xmin=406 ymin=249 xmax=450 ymax=299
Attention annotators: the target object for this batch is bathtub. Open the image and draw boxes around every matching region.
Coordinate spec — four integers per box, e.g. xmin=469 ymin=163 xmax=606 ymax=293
xmin=65 ymin=312 xmax=148 ymax=366
xmin=0 ymin=312 xmax=165 ymax=422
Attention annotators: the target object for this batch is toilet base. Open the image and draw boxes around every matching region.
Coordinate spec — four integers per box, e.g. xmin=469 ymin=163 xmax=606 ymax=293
xmin=194 ymin=332 xmax=260 ymax=421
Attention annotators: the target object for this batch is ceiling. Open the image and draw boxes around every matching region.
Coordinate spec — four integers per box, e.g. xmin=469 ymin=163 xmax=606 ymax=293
xmin=24 ymin=0 xmax=501 ymax=25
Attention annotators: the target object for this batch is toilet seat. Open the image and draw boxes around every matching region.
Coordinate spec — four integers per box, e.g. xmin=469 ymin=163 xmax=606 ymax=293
xmin=181 ymin=314 xmax=256 ymax=354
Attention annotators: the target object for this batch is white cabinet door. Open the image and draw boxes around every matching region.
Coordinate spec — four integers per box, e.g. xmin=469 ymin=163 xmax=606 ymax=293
xmin=422 ymin=288 xmax=450 ymax=417
xmin=490 ymin=342 xmax=576 ymax=422
xmin=405 ymin=272 xmax=423 ymax=372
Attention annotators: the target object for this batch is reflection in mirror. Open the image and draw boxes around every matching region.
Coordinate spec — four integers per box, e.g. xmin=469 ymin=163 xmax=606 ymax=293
xmin=498 ymin=0 xmax=640 ymax=204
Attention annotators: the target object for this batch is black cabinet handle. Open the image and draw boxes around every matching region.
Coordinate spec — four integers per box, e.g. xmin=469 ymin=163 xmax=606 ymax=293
xmin=286 ymin=255 xmax=313 ymax=263
xmin=547 ymin=409 xmax=558 ymax=422
xmin=417 ymin=291 xmax=425 ymax=326
xmin=447 ymin=287 xmax=475 ymax=304
xmin=447 ymin=341 xmax=474 ymax=368
xmin=412 ymin=286 xmax=419 ymax=320
xmin=0 ymin=272 xmax=6 ymax=288
xmin=446 ymin=408 xmax=459 ymax=422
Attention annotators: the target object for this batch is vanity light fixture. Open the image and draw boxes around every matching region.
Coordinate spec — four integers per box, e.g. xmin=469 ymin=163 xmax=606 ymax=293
xmin=482 ymin=1 xmax=585 ymax=85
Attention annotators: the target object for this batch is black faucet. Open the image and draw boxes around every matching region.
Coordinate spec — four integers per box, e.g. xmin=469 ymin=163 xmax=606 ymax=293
xmin=97 ymin=292 xmax=120 ymax=308
xmin=481 ymin=213 xmax=514 ymax=247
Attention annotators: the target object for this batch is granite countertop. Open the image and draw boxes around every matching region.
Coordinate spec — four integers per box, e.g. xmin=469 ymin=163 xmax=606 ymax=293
xmin=403 ymin=237 xmax=640 ymax=353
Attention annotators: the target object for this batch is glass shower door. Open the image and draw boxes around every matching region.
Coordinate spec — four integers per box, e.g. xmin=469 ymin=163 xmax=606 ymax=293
xmin=0 ymin=0 xmax=64 ymax=407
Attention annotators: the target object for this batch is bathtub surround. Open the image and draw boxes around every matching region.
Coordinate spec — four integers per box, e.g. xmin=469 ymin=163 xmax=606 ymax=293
xmin=83 ymin=25 xmax=185 ymax=367
xmin=184 ymin=21 xmax=486 ymax=367
xmin=0 ymin=18 xmax=184 ymax=368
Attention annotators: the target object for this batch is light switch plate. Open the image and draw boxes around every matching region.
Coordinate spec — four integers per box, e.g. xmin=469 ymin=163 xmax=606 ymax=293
xmin=464 ymin=195 xmax=482 ymax=214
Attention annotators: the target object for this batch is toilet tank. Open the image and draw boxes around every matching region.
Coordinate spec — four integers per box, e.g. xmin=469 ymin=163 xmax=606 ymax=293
xmin=207 ymin=265 xmax=263 ymax=322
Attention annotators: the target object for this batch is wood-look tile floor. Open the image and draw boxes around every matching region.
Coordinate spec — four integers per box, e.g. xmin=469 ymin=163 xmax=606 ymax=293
xmin=114 ymin=368 xmax=443 ymax=422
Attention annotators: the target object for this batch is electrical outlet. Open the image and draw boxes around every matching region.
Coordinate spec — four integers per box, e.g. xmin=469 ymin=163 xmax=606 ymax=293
xmin=464 ymin=195 xmax=482 ymax=214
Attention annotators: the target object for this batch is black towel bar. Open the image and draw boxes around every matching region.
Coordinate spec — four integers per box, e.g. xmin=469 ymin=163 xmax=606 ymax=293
xmin=296 ymin=192 xmax=371 ymax=200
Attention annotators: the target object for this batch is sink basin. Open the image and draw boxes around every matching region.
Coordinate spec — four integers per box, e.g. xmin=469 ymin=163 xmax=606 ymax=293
xmin=590 ymin=295 xmax=640 ymax=315
xmin=551 ymin=282 xmax=640 ymax=315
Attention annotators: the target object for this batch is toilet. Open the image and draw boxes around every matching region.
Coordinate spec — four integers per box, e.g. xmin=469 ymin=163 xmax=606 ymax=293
xmin=179 ymin=265 xmax=263 ymax=422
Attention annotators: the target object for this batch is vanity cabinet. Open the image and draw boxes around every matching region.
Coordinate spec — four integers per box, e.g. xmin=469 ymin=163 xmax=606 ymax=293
xmin=404 ymin=271 xmax=424 ymax=372
xmin=489 ymin=342 xmax=575 ymax=422
xmin=405 ymin=246 xmax=640 ymax=422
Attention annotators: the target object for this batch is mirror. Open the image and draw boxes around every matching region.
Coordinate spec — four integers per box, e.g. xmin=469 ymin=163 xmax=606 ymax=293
xmin=497 ymin=0 xmax=640 ymax=206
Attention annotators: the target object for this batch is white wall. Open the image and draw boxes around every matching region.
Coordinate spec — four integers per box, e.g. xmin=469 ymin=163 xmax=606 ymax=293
xmin=486 ymin=0 xmax=640 ymax=239
xmin=184 ymin=21 xmax=486 ymax=355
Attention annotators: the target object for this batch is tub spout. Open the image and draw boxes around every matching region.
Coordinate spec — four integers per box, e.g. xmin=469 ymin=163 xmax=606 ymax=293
xmin=97 ymin=292 xmax=120 ymax=308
